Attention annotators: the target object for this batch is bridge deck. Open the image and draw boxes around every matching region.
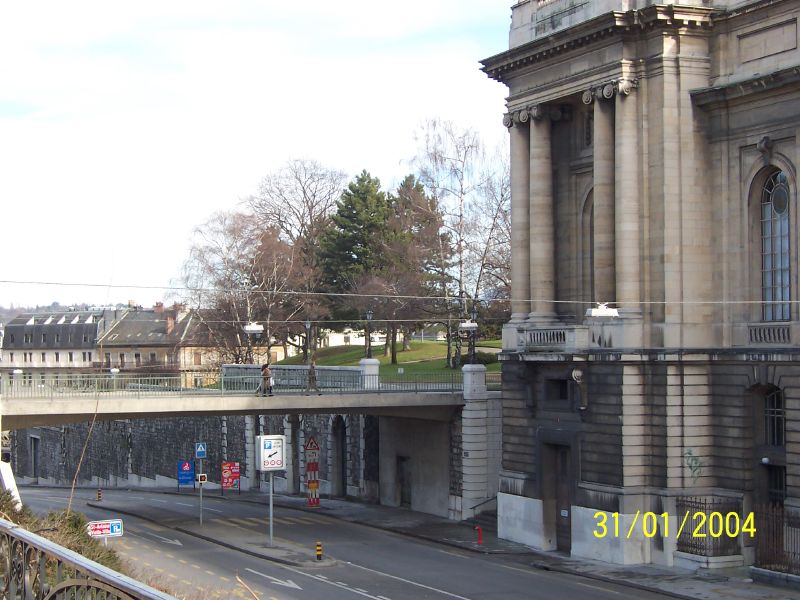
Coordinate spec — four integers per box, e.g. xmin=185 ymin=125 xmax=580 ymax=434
xmin=0 ymin=370 xmax=465 ymax=428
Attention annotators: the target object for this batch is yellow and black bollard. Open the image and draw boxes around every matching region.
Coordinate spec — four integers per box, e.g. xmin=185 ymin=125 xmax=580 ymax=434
xmin=96 ymin=488 xmax=102 ymax=502
xmin=315 ymin=541 xmax=322 ymax=561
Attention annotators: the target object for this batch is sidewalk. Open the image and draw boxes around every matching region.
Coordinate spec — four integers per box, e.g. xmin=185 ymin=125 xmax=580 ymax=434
xmin=92 ymin=489 xmax=800 ymax=600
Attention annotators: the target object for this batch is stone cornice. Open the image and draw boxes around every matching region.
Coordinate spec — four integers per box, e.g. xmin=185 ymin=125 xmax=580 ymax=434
xmin=481 ymin=6 xmax=718 ymax=83
xmin=691 ymin=65 xmax=800 ymax=106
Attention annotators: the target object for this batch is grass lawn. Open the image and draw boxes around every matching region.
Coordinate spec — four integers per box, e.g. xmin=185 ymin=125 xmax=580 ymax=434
xmin=477 ymin=339 xmax=502 ymax=349
xmin=276 ymin=340 xmax=500 ymax=373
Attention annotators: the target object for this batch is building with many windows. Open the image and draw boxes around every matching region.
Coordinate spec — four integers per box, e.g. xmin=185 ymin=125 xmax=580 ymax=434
xmin=1 ymin=309 xmax=114 ymax=379
xmin=482 ymin=0 xmax=800 ymax=570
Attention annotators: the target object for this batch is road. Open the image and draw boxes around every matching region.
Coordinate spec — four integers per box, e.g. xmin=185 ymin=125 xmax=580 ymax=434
xmin=20 ymin=487 xmax=674 ymax=600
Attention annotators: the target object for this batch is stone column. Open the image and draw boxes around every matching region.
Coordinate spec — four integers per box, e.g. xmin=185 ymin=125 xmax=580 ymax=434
xmin=461 ymin=364 xmax=490 ymax=520
xmin=586 ymin=87 xmax=615 ymax=304
xmin=507 ymin=111 xmax=531 ymax=322
xmin=614 ymin=80 xmax=641 ymax=314
xmin=529 ymin=106 xmax=555 ymax=320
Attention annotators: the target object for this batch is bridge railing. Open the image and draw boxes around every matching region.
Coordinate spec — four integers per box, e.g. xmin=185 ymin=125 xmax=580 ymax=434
xmin=0 ymin=516 xmax=174 ymax=599
xmin=1 ymin=367 xmax=463 ymax=398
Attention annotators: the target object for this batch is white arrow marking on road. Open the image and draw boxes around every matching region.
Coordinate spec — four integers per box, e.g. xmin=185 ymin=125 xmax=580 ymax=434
xmin=142 ymin=532 xmax=183 ymax=546
xmin=244 ymin=568 xmax=301 ymax=589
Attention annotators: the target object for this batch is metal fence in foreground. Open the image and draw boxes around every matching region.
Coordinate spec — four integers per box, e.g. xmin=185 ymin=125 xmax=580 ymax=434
xmin=0 ymin=516 xmax=174 ymax=599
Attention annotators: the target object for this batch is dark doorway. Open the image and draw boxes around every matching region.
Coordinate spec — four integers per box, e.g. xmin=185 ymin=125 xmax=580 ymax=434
xmin=396 ymin=456 xmax=411 ymax=507
xmin=332 ymin=416 xmax=347 ymax=497
xmin=29 ymin=436 xmax=40 ymax=480
xmin=555 ymin=446 xmax=572 ymax=552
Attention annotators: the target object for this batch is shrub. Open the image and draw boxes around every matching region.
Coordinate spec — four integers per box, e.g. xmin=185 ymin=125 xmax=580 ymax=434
xmin=473 ymin=351 xmax=498 ymax=365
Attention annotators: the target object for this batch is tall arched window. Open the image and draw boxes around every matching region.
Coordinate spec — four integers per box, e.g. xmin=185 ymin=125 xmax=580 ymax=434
xmin=761 ymin=170 xmax=791 ymax=321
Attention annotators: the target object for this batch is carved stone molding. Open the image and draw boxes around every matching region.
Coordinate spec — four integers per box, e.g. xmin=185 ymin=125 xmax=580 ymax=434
xmin=757 ymin=135 xmax=774 ymax=160
xmin=507 ymin=103 xmax=573 ymax=125
xmin=617 ymin=78 xmax=638 ymax=96
xmin=581 ymin=90 xmax=594 ymax=105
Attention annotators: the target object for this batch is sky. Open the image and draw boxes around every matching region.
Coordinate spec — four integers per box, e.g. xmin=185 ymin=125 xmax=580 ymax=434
xmin=0 ymin=2 xmax=510 ymax=310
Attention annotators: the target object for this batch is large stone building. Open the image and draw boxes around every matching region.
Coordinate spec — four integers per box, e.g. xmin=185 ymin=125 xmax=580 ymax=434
xmin=482 ymin=0 xmax=800 ymax=569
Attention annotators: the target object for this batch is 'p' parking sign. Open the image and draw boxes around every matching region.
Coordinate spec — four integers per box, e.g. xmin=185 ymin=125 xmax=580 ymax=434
xmin=256 ymin=435 xmax=285 ymax=472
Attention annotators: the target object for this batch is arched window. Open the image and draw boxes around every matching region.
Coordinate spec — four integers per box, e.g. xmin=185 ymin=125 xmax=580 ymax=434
xmin=761 ymin=170 xmax=791 ymax=321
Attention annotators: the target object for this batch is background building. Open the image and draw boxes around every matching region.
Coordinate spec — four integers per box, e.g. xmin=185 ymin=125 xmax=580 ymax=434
xmin=482 ymin=0 xmax=800 ymax=570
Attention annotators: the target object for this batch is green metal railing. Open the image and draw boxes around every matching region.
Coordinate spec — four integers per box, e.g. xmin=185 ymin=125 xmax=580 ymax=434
xmin=2 ymin=367 xmax=463 ymax=399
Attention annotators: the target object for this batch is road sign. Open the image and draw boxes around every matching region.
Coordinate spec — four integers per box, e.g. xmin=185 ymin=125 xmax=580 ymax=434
xmin=257 ymin=435 xmax=285 ymax=471
xmin=87 ymin=519 xmax=123 ymax=539
xmin=221 ymin=461 xmax=240 ymax=490
xmin=177 ymin=460 xmax=195 ymax=486
xmin=195 ymin=442 xmax=207 ymax=459
xmin=196 ymin=473 xmax=207 ymax=484
xmin=304 ymin=437 xmax=320 ymax=451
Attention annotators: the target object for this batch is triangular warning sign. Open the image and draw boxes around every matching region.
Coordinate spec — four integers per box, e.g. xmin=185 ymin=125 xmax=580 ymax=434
xmin=304 ymin=437 xmax=320 ymax=451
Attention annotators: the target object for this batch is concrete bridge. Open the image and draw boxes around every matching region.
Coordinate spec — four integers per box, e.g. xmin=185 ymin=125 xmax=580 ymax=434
xmin=0 ymin=361 xmax=464 ymax=429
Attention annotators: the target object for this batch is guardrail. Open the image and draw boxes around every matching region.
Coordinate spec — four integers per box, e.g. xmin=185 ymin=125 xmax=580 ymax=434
xmin=0 ymin=516 xmax=174 ymax=599
xmin=1 ymin=367 xmax=463 ymax=399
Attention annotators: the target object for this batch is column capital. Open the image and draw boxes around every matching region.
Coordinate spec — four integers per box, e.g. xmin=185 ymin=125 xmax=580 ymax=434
xmin=617 ymin=78 xmax=638 ymax=96
xmin=591 ymin=78 xmax=639 ymax=101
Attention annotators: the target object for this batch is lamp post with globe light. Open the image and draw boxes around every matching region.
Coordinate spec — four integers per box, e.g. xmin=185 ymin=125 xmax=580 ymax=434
xmin=304 ymin=320 xmax=311 ymax=364
xmin=365 ymin=309 xmax=374 ymax=359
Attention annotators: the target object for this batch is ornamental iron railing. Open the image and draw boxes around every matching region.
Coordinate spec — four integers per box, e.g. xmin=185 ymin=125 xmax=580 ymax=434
xmin=0 ymin=516 xmax=174 ymax=599
xmin=754 ymin=503 xmax=800 ymax=575
xmin=675 ymin=496 xmax=742 ymax=557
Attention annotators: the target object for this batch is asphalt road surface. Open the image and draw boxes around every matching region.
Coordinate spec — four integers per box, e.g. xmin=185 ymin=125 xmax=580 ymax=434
xmin=20 ymin=487 xmax=675 ymax=600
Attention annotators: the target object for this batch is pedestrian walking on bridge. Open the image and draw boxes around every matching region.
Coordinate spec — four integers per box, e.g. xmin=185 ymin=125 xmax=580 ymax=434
xmin=261 ymin=362 xmax=273 ymax=396
xmin=306 ymin=356 xmax=321 ymax=395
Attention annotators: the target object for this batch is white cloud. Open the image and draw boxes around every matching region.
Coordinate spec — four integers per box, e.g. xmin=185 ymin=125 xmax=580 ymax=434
xmin=0 ymin=1 xmax=510 ymax=308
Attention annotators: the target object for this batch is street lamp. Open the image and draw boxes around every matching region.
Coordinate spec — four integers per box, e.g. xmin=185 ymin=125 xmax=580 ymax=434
xmin=304 ymin=320 xmax=311 ymax=363
xmin=458 ymin=305 xmax=479 ymax=365
xmin=365 ymin=309 xmax=374 ymax=359
xmin=243 ymin=322 xmax=264 ymax=364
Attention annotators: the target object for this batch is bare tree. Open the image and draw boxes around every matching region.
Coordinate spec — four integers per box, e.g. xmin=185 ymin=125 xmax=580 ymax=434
xmin=181 ymin=211 xmax=298 ymax=364
xmin=249 ymin=159 xmax=346 ymax=349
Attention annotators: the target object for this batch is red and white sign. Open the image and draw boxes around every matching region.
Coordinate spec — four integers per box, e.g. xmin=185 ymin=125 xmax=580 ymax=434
xmin=87 ymin=519 xmax=123 ymax=539
xmin=221 ymin=461 xmax=240 ymax=490
xmin=305 ymin=436 xmax=320 ymax=507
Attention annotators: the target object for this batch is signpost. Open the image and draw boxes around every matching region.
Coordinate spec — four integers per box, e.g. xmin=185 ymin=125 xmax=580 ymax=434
xmin=221 ymin=461 xmax=240 ymax=495
xmin=87 ymin=519 xmax=123 ymax=546
xmin=305 ymin=437 xmax=321 ymax=507
xmin=256 ymin=435 xmax=286 ymax=546
xmin=195 ymin=442 xmax=207 ymax=525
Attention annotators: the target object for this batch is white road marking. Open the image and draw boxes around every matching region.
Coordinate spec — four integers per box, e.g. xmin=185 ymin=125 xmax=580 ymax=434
xmin=152 ymin=499 xmax=168 ymax=504
xmin=346 ymin=562 xmax=473 ymax=600
xmin=244 ymin=568 xmax=302 ymax=589
xmin=141 ymin=531 xmax=184 ymax=546
xmin=270 ymin=566 xmax=383 ymax=599
xmin=175 ymin=502 xmax=193 ymax=507
xmin=204 ymin=507 xmax=223 ymax=513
